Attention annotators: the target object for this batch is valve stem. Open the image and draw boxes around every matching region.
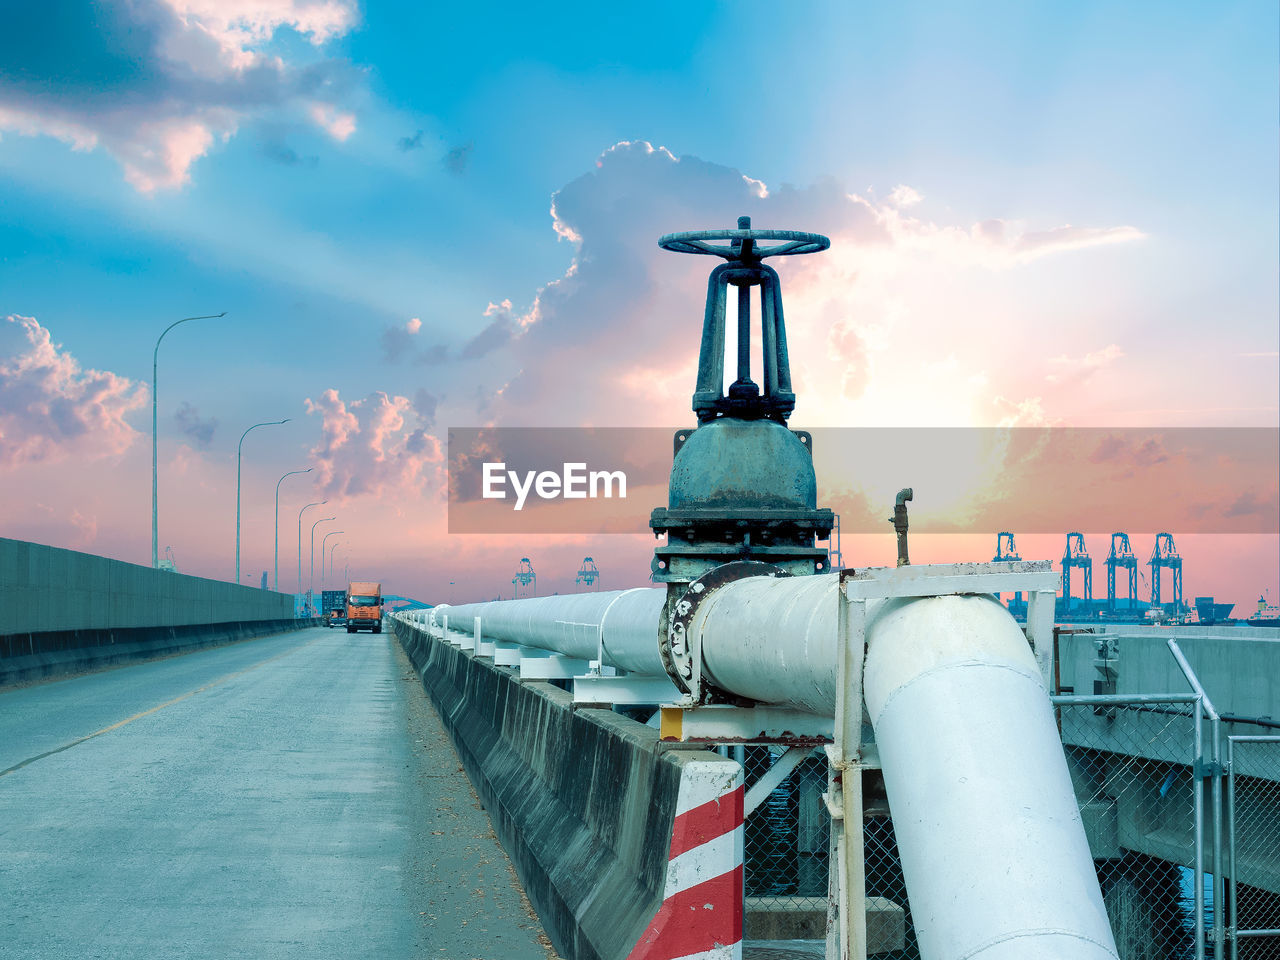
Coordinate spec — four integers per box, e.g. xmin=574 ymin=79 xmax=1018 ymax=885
xmin=891 ymin=488 xmax=913 ymax=567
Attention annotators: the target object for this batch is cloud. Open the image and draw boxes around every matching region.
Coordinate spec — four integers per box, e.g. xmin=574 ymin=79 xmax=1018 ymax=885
xmin=413 ymin=388 xmax=439 ymax=427
xmin=379 ymin=316 xmax=423 ymax=363
xmin=443 ymin=140 xmax=473 ymax=175
xmin=69 ymin=509 xmax=98 ymax=548
xmin=0 ymin=0 xmax=360 ymax=191
xmin=429 ymin=140 xmax=1146 ymax=431
xmin=307 ymin=101 xmax=356 ymax=142
xmin=304 ymin=388 xmax=442 ymax=498
xmin=174 ymin=401 xmax=217 ymax=447
xmin=1046 ymin=343 xmax=1124 ymax=384
xmin=887 ymin=184 xmax=923 ymax=207
xmin=0 ymin=314 xmax=148 ymax=467
xmin=260 ymin=138 xmax=318 ymax=167
xmin=459 ymin=300 xmax=523 ymax=360
xmin=397 ymin=129 xmax=424 ymax=152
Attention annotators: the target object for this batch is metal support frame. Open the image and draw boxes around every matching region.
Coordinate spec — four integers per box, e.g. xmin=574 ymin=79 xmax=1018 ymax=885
xmin=1169 ymin=637 xmax=1224 ymax=960
xmin=494 ymin=641 xmax=523 ymax=666
xmin=1227 ymin=735 xmax=1280 ymax=958
xmin=573 ymin=674 xmax=681 ymax=706
xmin=824 ymin=561 xmax=1058 ymax=960
xmin=744 ymin=745 xmax=814 ymax=817
xmin=518 ymin=654 xmax=592 ymax=680
xmin=825 ymin=571 xmax=867 ymax=960
xmin=474 ymin=616 xmax=494 ymax=658
xmin=659 ymin=704 xmax=832 ymax=743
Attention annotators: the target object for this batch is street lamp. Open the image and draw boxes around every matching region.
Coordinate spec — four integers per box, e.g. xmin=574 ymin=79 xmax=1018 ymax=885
xmin=236 ymin=419 xmax=290 ymax=583
xmin=152 ymin=312 xmax=225 ymax=567
xmin=310 ymin=515 xmax=335 ymax=607
xmin=274 ymin=468 xmax=311 ymax=591
xmin=327 ymin=539 xmax=344 ymax=584
xmin=297 ymin=500 xmax=326 ymax=593
xmin=321 ymin=530 xmax=344 ymax=583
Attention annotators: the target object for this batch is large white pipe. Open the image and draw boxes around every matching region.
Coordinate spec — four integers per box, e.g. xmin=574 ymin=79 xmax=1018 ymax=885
xmin=433 ymin=576 xmax=1118 ymax=958
xmin=434 ymin=589 xmax=667 ymax=676
xmin=863 ymin=594 xmax=1118 ymax=959
xmin=686 ymin=573 xmax=840 ymax=714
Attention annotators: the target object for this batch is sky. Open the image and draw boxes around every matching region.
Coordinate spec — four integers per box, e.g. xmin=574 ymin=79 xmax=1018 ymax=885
xmin=1 ymin=0 xmax=1276 ymax=610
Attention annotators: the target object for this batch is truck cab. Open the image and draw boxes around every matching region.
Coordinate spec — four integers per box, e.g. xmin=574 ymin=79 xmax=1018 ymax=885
xmin=345 ymin=581 xmax=383 ymax=634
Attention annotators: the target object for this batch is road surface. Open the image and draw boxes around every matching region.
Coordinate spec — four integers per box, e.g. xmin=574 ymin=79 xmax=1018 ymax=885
xmin=0 ymin=626 xmax=552 ymax=959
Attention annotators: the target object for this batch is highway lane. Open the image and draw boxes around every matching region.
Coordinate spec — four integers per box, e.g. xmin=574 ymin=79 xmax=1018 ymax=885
xmin=0 ymin=626 xmax=552 ymax=959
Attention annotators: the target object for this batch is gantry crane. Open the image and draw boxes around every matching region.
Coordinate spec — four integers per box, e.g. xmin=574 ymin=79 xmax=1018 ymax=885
xmin=575 ymin=556 xmax=601 ymax=590
xmin=512 ymin=557 xmax=537 ymax=599
xmin=1061 ymin=532 xmax=1093 ymax=611
xmin=994 ymin=532 xmax=1023 ymax=603
xmin=1148 ymin=533 xmax=1183 ymax=612
xmin=1104 ymin=533 xmax=1139 ymax=613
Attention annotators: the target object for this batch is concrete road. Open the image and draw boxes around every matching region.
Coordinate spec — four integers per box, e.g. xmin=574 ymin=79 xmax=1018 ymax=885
xmin=0 ymin=627 xmax=553 ymax=960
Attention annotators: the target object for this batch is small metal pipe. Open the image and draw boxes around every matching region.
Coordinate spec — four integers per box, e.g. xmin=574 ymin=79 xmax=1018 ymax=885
xmin=1213 ymin=714 xmax=1224 ymax=958
xmin=1168 ymin=637 xmax=1223 ymax=954
xmin=892 ymin=488 xmax=912 ymax=567
xmin=1228 ymin=736 xmax=1238 ymax=960
xmin=1194 ymin=702 xmax=1205 ymax=960
xmin=1168 ymin=638 xmax=1221 ymax=720
xmin=1051 ymin=694 xmax=1200 ymax=706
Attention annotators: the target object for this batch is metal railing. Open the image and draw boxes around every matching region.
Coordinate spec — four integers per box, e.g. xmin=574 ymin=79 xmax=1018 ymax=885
xmin=1227 ymin=735 xmax=1280 ymax=960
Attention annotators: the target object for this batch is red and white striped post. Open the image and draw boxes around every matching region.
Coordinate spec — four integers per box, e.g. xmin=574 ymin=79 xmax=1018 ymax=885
xmin=628 ymin=760 xmax=745 ymax=960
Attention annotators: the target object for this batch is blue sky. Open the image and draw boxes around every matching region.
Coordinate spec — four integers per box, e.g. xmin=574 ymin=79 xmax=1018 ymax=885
xmin=1 ymin=1 xmax=1276 ymax=603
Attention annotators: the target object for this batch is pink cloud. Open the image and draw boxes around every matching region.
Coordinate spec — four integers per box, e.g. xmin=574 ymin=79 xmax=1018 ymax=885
xmin=0 ymin=0 xmax=359 ymax=192
xmin=308 ymin=102 xmax=357 ymax=142
xmin=304 ymin=388 xmax=442 ymax=499
xmin=0 ymin=315 xmax=148 ymax=468
xmin=1046 ymin=343 xmax=1125 ymax=385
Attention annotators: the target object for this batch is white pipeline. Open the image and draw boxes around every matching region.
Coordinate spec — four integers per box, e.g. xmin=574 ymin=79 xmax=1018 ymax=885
xmin=433 ymin=589 xmax=667 ymax=676
xmin=432 ymin=575 xmax=1118 ymax=958
xmin=863 ymin=594 xmax=1118 ymax=959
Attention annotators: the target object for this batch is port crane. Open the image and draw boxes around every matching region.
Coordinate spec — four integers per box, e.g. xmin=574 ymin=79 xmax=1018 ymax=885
xmin=1148 ymin=533 xmax=1183 ymax=612
xmin=511 ymin=557 xmax=537 ymax=599
xmin=1061 ymin=532 xmax=1093 ymax=610
xmin=1104 ymin=533 xmax=1139 ymax=613
xmin=575 ymin=556 xmax=601 ymax=590
xmin=994 ymin=532 xmax=1022 ymax=603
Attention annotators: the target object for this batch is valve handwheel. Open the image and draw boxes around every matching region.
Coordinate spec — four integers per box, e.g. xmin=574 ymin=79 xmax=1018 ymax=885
xmin=658 ymin=215 xmax=829 ymax=262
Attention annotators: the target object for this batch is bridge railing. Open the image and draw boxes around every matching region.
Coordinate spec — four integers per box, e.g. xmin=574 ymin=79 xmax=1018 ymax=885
xmin=1227 ymin=736 xmax=1280 ymax=960
xmin=1055 ymin=694 xmax=1207 ymax=959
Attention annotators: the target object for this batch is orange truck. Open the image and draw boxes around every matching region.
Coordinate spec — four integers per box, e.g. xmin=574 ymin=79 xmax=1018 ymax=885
xmin=345 ymin=581 xmax=383 ymax=633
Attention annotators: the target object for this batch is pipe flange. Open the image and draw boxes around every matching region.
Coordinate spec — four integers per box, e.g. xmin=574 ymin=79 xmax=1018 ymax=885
xmin=665 ymin=560 xmax=791 ymax=702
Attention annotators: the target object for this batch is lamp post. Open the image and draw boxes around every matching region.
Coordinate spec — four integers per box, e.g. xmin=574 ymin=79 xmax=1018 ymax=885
xmin=152 ymin=312 xmax=225 ymax=567
xmin=297 ymin=500 xmax=326 ymax=593
xmin=327 ymin=540 xmax=344 ymax=584
xmin=321 ymin=530 xmax=344 ymax=583
xmin=274 ymin=468 xmax=310 ymax=592
xmin=310 ymin=515 xmax=335 ymax=609
xmin=236 ymin=419 xmax=290 ymax=583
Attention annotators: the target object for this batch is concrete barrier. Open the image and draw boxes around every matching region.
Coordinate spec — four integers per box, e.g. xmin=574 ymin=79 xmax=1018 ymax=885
xmin=1 ymin=537 xmax=294 ymax=634
xmin=0 ymin=619 xmax=308 ymax=687
xmin=0 ymin=538 xmax=307 ymax=686
xmin=393 ymin=617 xmax=744 ymax=960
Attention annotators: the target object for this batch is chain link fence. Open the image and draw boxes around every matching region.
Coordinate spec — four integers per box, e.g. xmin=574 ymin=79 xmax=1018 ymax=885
xmin=1059 ymin=697 xmax=1206 ymax=959
xmin=739 ymin=703 xmax=1279 ymax=958
xmin=743 ymin=747 xmax=829 ymax=909
xmin=1228 ymin=736 xmax=1280 ymax=960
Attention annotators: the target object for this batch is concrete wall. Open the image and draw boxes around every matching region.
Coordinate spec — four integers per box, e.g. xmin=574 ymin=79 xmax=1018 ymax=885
xmin=0 ymin=538 xmax=305 ymax=686
xmin=393 ymin=616 xmax=738 ymax=960
xmin=0 ymin=537 xmax=294 ymax=634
